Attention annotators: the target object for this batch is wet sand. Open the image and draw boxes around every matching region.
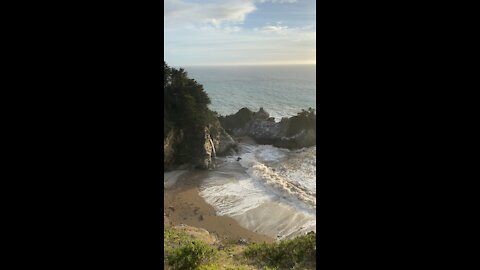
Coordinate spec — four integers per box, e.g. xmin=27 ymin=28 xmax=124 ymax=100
xmin=164 ymin=170 xmax=273 ymax=244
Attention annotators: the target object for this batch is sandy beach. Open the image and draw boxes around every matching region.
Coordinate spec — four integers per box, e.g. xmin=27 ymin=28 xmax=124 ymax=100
xmin=164 ymin=170 xmax=273 ymax=244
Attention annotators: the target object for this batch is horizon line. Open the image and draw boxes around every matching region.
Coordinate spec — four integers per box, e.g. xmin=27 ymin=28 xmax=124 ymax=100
xmin=170 ymin=63 xmax=316 ymax=68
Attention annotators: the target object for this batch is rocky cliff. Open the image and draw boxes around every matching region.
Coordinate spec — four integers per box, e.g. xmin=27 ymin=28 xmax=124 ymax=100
xmin=218 ymin=107 xmax=316 ymax=149
xmin=164 ymin=120 xmax=239 ymax=171
xmin=164 ymin=107 xmax=315 ymax=171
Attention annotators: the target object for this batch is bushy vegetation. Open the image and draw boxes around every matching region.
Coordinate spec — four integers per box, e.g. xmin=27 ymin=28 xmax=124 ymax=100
xmin=167 ymin=241 xmax=216 ymax=270
xmin=243 ymin=234 xmax=316 ymax=269
xmin=164 ymin=62 xmax=219 ymax=165
xmin=164 ymin=227 xmax=316 ymax=270
xmin=164 ymin=227 xmax=217 ymax=270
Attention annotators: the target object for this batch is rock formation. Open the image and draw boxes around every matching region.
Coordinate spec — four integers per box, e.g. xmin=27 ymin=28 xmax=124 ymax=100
xmin=164 ymin=107 xmax=315 ymax=172
xmin=164 ymin=121 xmax=239 ymax=171
xmin=218 ymin=108 xmax=316 ymax=149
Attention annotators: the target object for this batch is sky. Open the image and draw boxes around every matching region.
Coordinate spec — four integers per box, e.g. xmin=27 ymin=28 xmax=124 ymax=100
xmin=164 ymin=0 xmax=316 ymax=66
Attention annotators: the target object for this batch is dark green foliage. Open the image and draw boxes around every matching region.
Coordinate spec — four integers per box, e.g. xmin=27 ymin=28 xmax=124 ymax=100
xmin=164 ymin=62 xmax=219 ymax=167
xmin=164 ymin=62 xmax=214 ymax=131
xmin=243 ymin=234 xmax=316 ymax=269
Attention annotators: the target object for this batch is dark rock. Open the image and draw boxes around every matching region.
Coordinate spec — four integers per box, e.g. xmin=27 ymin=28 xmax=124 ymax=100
xmin=199 ymin=215 xmax=204 ymax=221
xmin=253 ymin=107 xmax=269 ymax=120
xmin=168 ymin=206 xmax=175 ymax=212
xmin=218 ymin=107 xmax=254 ymax=132
xmin=218 ymin=108 xmax=316 ymax=149
xmin=307 ymin=231 xmax=315 ymax=235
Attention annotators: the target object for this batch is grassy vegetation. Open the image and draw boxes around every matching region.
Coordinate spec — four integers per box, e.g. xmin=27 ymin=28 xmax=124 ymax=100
xmin=243 ymin=234 xmax=316 ymax=269
xmin=164 ymin=226 xmax=316 ymax=270
xmin=164 ymin=227 xmax=217 ymax=269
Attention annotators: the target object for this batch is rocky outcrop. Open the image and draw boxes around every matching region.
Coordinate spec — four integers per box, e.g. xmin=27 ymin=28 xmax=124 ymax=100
xmin=253 ymin=107 xmax=269 ymax=120
xmin=193 ymin=123 xmax=239 ymax=170
xmin=196 ymin=127 xmax=216 ymax=169
xmin=219 ymin=108 xmax=316 ymax=149
xmin=218 ymin=107 xmax=254 ymax=131
xmin=164 ymin=123 xmax=239 ymax=171
xmin=163 ymin=107 xmax=315 ymax=171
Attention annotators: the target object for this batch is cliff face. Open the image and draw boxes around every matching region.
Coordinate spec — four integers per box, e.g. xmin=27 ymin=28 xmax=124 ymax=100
xmin=195 ymin=127 xmax=216 ymax=169
xmin=163 ymin=121 xmax=239 ymax=172
xmin=196 ymin=121 xmax=239 ymax=169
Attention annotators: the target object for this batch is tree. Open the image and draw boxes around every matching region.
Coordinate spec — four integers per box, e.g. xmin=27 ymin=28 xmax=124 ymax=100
xmin=164 ymin=62 xmax=218 ymax=165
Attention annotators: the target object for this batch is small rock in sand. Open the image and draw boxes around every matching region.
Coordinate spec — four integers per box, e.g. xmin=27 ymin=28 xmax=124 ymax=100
xmin=237 ymin=238 xmax=248 ymax=245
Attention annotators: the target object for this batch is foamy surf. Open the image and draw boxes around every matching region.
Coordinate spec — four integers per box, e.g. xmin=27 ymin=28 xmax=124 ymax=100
xmin=238 ymin=144 xmax=316 ymax=210
xmin=198 ymin=142 xmax=316 ymax=240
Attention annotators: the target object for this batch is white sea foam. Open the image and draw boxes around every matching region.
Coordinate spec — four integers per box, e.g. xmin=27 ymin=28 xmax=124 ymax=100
xmin=197 ymin=142 xmax=316 ymax=240
xmin=238 ymin=144 xmax=316 ymax=210
xmin=199 ymin=174 xmax=275 ymax=216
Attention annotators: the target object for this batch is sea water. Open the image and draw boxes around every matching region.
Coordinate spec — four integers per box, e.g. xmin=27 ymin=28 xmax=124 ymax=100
xmin=184 ymin=65 xmax=316 ymax=121
xmin=172 ymin=65 xmax=317 ymax=240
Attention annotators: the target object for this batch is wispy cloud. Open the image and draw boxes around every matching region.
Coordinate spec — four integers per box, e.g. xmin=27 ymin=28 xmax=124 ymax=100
xmin=256 ymin=23 xmax=289 ymax=34
xmin=165 ymin=0 xmax=256 ymax=28
xmin=164 ymin=0 xmax=315 ymax=66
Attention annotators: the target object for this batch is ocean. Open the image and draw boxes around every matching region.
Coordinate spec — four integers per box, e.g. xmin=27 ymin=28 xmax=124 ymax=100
xmin=184 ymin=65 xmax=316 ymax=121
xmin=167 ymin=65 xmax=316 ymax=240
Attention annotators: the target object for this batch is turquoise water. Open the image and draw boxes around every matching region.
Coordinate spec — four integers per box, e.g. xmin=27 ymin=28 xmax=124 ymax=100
xmin=183 ymin=65 xmax=316 ymax=120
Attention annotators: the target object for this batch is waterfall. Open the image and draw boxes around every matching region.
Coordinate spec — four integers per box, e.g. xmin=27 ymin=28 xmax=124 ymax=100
xmin=209 ymin=137 xmax=216 ymax=158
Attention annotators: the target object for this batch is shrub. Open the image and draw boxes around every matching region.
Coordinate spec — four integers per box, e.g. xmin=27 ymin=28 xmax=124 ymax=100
xmin=166 ymin=240 xmax=216 ymax=270
xmin=243 ymin=234 xmax=316 ymax=269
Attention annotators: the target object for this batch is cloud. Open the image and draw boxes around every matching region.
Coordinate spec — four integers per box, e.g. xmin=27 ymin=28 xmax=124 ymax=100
xmin=257 ymin=23 xmax=289 ymax=34
xmin=255 ymin=0 xmax=298 ymax=3
xmin=165 ymin=0 xmax=256 ymax=28
xmin=164 ymin=0 xmax=315 ymax=66
xmin=165 ymin=24 xmax=315 ymax=66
